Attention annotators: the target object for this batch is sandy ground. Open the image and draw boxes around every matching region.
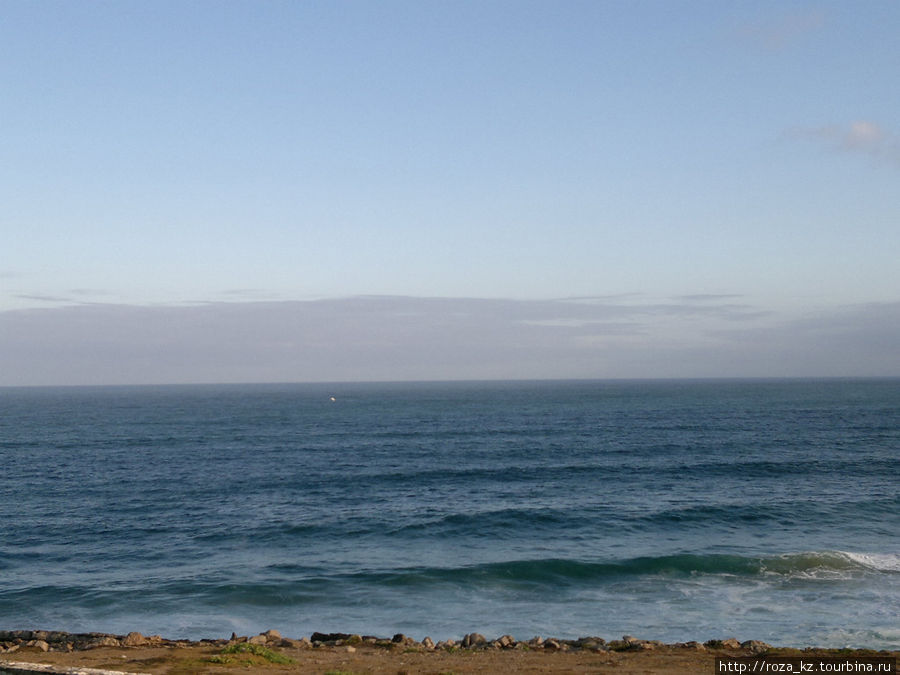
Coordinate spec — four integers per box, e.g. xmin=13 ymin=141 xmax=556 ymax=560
xmin=3 ymin=642 xmax=897 ymax=675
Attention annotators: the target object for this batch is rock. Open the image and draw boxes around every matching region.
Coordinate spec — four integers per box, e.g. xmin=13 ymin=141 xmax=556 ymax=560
xmin=30 ymin=639 xmax=51 ymax=652
xmin=679 ymin=641 xmax=706 ymax=651
xmin=527 ymin=636 xmax=544 ymax=647
xmin=462 ymin=633 xmax=487 ymax=648
xmin=497 ymin=634 xmax=515 ymax=648
xmin=86 ymin=636 xmax=120 ymax=649
xmin=280 ymin=637 xmax=311 ymax=649
xmin=311 ymin=632 xmax=350 ymax=644
xmin=346 ymin=645 xmax=356 ymax=653
xmin=721 ymin=638 xmax=742 ymax=649
xmin=623 ymin=635 xmax=639 ymax=644
xmin=248 ymin=634 xmax=268 ymax=645
xmin=422 ymin=636 xmax=435 ymax=649
xmin=122 ymin=631 xmax=147 ymax=647
xmin=742 ymin=640 xmax=771 ymax=653
xmin=543 ymin=639 xmax=562 ymax=651
xmin=263 ymin=629 xmax=281 ymax=641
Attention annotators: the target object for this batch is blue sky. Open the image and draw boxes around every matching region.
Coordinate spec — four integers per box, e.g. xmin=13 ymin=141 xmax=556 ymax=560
xmin=1 ymin=1 xmax=898 ymax=384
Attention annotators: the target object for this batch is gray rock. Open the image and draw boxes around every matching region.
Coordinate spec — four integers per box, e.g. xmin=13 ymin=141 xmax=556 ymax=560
xmin=742 ymin=639 xmax=771 ymax=653
xmin=248 ymin=634 xmax=268 ymax=645
xmin=462 ymin=633 xmax=487 ymax=648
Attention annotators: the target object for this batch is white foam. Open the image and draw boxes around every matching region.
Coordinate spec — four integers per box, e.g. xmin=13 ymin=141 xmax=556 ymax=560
xmin=838 ymin=551 xmax=900 ymax=572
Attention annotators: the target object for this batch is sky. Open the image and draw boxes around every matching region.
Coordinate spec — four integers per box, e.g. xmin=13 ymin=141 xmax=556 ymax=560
xmin=1 ymin=0 xmax=898 ymax=385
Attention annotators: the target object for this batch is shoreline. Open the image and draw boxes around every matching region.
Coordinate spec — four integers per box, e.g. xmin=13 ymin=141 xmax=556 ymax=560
xmin=2 ymin=630 xmax=897 ymax=674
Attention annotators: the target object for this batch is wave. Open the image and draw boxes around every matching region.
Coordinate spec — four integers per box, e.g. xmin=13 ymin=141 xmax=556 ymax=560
xmin=344 ymin=551 xmax=900 ymax=587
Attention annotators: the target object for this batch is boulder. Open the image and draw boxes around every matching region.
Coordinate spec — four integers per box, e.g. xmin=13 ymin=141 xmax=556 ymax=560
xmin=742 ymin=640 xmax=771 ymax=653
xmin=263 ymin=629 xmax=281 ymax=641
xmin=122 ymin=632 xmax=147 ymax=647
xmin=422 ymin=636 xmax=435 ymax=649
xmin=248 ymin=634 xmax=268 ymax=645
xmin=679 ymin=641 xmax=706 ymax=651
xmin=311 ymin=632 xmax=350 ymax=644
xmin=574 ymin=637 xmax=606 ymax=651
xmin=462 ymin=633 xmax=487 ymax=648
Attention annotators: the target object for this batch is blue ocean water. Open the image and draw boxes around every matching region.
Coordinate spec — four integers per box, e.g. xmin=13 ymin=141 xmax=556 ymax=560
xmin=0 ymin=379 xmax=897 ymax=648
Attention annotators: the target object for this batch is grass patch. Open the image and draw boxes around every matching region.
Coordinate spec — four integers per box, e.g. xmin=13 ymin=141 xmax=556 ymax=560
xmin=207 ymin=641 xmax=294 ymax=666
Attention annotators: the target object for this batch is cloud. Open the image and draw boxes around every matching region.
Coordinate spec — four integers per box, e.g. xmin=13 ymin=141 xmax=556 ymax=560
xmin=14 ymin=293 xmax=75 ymax=303
xmin=674 ymin=294 xmax=744 ymax=303
xmin=792 ymin=121 xmax=900 ymax=166
xmin=2 ymin=295 xmax=897 ymax=386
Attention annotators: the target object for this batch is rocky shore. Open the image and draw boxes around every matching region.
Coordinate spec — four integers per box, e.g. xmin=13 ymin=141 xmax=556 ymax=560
xmin=1 ymin=629 xmax=896 ymax=674
xmin=0 ymin=627 xmax=770 ymax=654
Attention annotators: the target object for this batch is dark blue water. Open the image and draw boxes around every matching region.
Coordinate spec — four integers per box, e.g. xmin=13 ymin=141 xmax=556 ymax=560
xmin=1 ymin=379 xmax=897 ymax=647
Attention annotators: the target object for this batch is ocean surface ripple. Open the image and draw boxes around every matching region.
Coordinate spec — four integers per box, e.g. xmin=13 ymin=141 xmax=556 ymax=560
xmin=1 ymin=379 xmax=897 ymax=648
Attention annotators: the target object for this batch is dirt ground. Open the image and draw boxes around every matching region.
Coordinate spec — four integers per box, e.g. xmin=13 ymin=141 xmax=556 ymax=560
xmin=3 ymin=643 xmax=897 ymax=675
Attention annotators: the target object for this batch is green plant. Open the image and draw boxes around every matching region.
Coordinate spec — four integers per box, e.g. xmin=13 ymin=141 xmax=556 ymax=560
xmin=210 ymin=642 xmax=294 ymax=665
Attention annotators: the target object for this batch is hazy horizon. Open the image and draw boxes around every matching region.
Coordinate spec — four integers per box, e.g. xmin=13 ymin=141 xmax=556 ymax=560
xmin=2 ymin=294 xmax=897 ymax=386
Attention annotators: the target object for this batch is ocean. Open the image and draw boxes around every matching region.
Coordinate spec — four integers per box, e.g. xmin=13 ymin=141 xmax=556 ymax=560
xmin=1 ymin=379 xmax=897 ymax=648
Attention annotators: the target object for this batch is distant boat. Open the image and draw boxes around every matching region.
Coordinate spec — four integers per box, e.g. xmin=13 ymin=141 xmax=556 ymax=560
xmin=329 ymin=396 xmax=336 ymax=402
